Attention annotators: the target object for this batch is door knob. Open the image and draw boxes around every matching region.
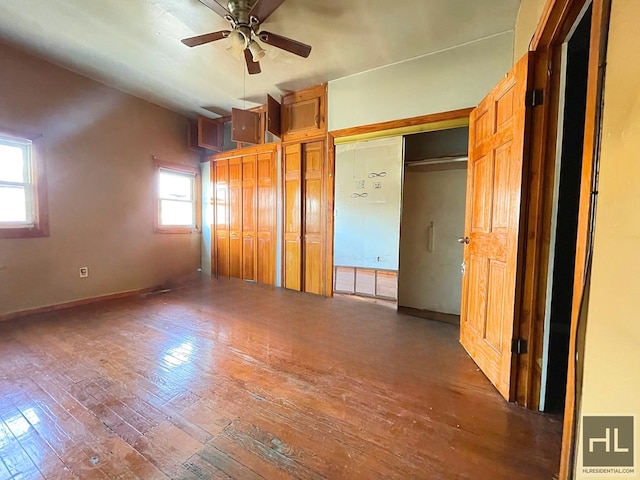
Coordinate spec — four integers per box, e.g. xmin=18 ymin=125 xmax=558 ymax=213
xmin=458 ymin=236 xmax=470 ymax=244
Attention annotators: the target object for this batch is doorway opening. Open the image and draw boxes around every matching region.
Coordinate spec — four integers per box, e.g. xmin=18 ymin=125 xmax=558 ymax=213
xmin=332 ymin=136 xmax=404 ymax=303
xmin=540 ymin=4 xmax=593 ymax=413
xmin=397 ymin=127 xmax=469 ymax=325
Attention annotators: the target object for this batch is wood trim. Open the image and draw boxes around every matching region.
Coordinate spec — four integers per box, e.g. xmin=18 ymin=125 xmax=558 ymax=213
xmin=398 ymin=306 xmax=460 ymax=326
xmin=560 ymin=2 xmax=611 ymax=477
xmin=530 ymin=0 xmax=586 ymax=52
xmin=517 ymin=0 xmax=594 ymax=408
xmin=0 ymin=287 xmax=157 ymax=323
xmin=330 ymin=108 xmax=473 ymax=141
xmin=209 ymin=142 xmax=278 ymax=161
xmin=326 ymin=133 xmax=336 ymax=298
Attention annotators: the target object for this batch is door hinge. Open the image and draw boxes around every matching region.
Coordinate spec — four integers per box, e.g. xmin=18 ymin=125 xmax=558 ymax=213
xmin=511 ymin=338 xmax=528 ymax=354
xmin=526 ymin=89 xmax=544 ymax=107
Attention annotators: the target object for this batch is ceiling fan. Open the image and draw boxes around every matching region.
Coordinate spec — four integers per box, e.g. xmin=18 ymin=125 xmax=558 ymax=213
xmin=181 ymin=0 xmax=312 ymax=75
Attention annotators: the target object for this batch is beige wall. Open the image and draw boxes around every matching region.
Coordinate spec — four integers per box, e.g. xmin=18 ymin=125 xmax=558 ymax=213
xmin=0 ymin=41 xmax=200 ymax=317
xmin=576 ymin=0 xmax=640 ymax=477
xmin=327 ymin=32 xmax=514 ymax=131
xmin=513 ymin=0 xmax=547 ymax=60
xmin=398 ymin=168 xmax=467 ymax=315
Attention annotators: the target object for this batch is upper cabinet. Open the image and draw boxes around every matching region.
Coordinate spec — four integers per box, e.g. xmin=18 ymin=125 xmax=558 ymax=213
xmin=281 ymin=84 xmax=327 ymax=142
xmin=192 ymin=83 xmax=327 ymax=154
xmin=187 ymin=116 xmax=224 ymax=153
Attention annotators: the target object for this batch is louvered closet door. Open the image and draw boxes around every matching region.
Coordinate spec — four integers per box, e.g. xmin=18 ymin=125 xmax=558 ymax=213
xmin=214 ymin=160 xmax=230 ymax=278
xmin=284 ymin=144 xmax=302 ymax=291
xmin=303 ymin=141 xmax=324 ymax=295
xmin=228 ymin=157 xmax=242 ymax=279
xmin=242 ymin=155 xmax=257 ymax=281
xmin=257 ymin=151 xmax=276 ymax=285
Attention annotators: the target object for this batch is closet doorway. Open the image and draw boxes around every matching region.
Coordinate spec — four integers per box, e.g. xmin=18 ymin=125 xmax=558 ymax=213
xmin=397 ymin=127 xmax=469 ymax=325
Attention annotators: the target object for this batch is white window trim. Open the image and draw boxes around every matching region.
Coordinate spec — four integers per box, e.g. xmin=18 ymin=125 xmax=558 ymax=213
xmin=0 ymin=131 xmax=48 ymax=239
xmin=154 ymin=160 xmax=200 ymax=234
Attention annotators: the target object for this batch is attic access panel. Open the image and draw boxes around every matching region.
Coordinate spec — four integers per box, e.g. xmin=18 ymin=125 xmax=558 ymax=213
xmin=231 ymin=108 xmax=261 ymax=144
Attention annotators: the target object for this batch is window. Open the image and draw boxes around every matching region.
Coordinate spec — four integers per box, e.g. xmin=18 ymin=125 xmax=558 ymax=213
xmin=0 ymin=133 xmax=48 ymax=239
xmin=155 ymin=161 xmax=199 ymax=233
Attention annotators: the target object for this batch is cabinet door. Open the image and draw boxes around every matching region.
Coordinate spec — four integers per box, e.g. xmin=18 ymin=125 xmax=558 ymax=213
xmin=303 ymin=141 xmax=324 ymax=295
xmin=242 ymin=155 xmax=257 ymax=281
xmin=283 ymin=144 xmax=302 ymax=290
xmin=257 ymin=150 xmax=276 ymax=285
xmin=266 ymin=94 xmax=281 ymax=138
xmin=198 ymin=116 xmax=223 ymax=151
xmin=285 ymin=98 xmax=319 ymax=133
xmin=214 ymin=160 xmax=230 ymax=277
xmin=282 ymin=84 xmax=326 ymax=143
xmin=228 ymin=157 xmax=242 ymax=278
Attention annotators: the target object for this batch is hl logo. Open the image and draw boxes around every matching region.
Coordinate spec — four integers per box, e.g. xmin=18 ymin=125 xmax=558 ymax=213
xmin=583 ymin=416 xmax=634 ymax=468
xmin=590 ymin=427 xmax=630 ymax=453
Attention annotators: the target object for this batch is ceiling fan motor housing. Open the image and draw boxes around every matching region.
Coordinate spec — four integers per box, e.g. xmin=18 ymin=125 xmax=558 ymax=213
xmin=227 ymin=0 xmax=255 ymax=25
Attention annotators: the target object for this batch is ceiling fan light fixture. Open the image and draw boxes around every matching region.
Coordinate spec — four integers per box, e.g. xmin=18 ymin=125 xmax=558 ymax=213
xmin=248 ymin=40 xmax=266 ymax=62
xmin=228 ymin=29 xmax=248 ymax=50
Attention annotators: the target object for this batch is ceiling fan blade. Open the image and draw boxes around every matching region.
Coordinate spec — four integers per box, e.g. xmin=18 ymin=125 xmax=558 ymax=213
xmin=248 ymin=0 xmax=286 ymax=23
xmin=244 ymin=49 xmax=261 ymax=75
xmin=197 ymin=0 xmax=232 ymax=18
xmin=258 ymin=31 xmax=311 ymax=58
xmin=182 ymin=30 xmax=230 ymax=47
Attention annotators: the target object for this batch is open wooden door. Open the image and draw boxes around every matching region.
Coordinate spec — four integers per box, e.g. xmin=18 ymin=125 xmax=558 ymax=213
xmin=460 ymin=53 xmax=533 ymax=401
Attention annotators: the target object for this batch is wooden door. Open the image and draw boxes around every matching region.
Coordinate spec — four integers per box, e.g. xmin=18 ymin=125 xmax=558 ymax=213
xmin=228 ymin=157 xmax=242 ymax=278
xmin=460 ymin=54 xmax=533 ymax=401
xmin=257 ymin=150 xmax=276 ymax=285
xmin=283 ymin=143 xmax=302 ymax=290
xmin=242 ymin=155 xmax=257 ymax=281
xmin=303 ymin=141 xmax=324 ymax=295
xmin=214 ymin=160 xmax=230 ymax=277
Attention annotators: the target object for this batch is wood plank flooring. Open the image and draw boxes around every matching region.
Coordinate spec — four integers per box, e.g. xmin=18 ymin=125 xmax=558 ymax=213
xmin=0 ymin=277 xmax=562 ymax=479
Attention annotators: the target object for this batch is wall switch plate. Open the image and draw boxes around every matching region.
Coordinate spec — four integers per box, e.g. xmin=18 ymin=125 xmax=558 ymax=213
xmin=79 ymin=267 xmax=89 ymax=278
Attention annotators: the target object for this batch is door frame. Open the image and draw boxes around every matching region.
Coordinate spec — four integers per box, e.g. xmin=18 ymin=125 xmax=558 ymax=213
xmin=518 ymin=0 xmax=611 ymax=477
xmin=327 ymin=108 xmax=474 ymax=299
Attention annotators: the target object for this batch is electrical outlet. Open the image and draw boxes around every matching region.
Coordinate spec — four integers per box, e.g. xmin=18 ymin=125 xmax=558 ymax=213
xmin=79 ymin=267 xmax=89 ymax=278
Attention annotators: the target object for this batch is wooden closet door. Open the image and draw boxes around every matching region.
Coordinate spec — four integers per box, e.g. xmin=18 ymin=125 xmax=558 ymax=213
xmin=228 ymin=157 xmax=242 ymax=278
xmin=214 ymin=160 xmax=230 ymax=277
xmin=257 ymin=150 xmax=276 ymax=285
xmin=303 ymin=141 xmax=324 ymax=295
xmin=242 ymin=155 xmax=257 ymax=281
xmin=283 ymin=144 xmax=302 ymax=290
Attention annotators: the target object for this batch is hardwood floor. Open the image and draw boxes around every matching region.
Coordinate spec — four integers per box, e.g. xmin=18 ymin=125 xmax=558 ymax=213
xmin=0 ymin=277 xmax=562 ymax=479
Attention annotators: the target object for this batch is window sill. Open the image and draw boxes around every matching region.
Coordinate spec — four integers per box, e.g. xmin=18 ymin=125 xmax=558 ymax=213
xmin=0 ymin=225 xmax=49 ymax=239
xmin=154 ymin=227 xmax=200 ymax=234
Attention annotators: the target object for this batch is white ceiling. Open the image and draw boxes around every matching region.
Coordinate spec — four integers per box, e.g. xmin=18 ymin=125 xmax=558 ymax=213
xmin=0 ymin=0 xmax=522 ymax=119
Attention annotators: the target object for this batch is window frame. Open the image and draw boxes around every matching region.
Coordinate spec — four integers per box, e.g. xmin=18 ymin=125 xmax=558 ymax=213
xmin=0 ymin=131 xmax=49 ymax=239
xmin=154 ymin=160 xmax=201 ymax=234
